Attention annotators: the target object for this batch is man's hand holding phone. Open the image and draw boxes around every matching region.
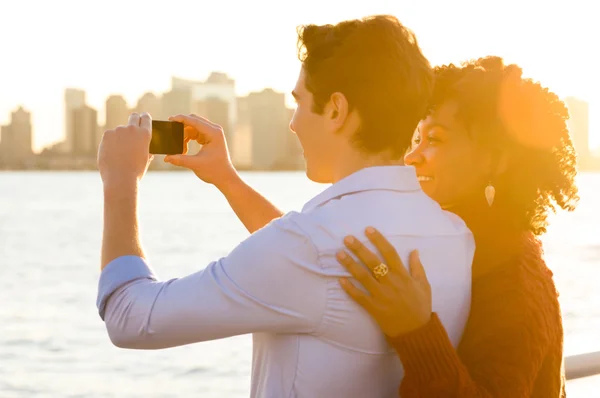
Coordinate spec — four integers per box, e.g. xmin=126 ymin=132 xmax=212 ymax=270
xmin=164 ymin=114 xmax=239 ymax=189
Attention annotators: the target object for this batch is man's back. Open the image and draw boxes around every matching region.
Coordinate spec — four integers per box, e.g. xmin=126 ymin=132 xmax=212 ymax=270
xmin=97 ymin=166 xmax=473 ymax=398
xmin=249 ymin=166 xmax=474 ymax=397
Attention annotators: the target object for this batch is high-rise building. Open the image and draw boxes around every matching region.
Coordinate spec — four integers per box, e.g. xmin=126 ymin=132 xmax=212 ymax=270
xmin=72 ymin=105 xmax=98 ymax=156
xmin=135 ymin=92 xmax=163 ymax=119
xmin=247 ymin=89 xmax=297 ymax=170
xmin=64 ymin=88 xmax=86 ymax=153
xmin=232 ymin=96 xmax=252 ymax=168
xmin=0 ymin=125 xmax=9 ymax=160
xmin=565 ymin=97 xmax=590 ymax=166
xmin=0 ymin=106 xmax=33 ymax=164
xmin=105 ymin=95 xmax=130 ymax=130
xmin=189 ymin=97 xmax=232 ymax=155
xmin=162 ymin=87 xmax=192 ymax=119
xmin=286 ymin=107 xmax=304 ymax=170
xmin=168 ymin=73 xmax=237 ymax=159
xmin=172 ymin=73 xmax=237 ymax=137
xmin=194 ymin=97 xmax=230 ymax=133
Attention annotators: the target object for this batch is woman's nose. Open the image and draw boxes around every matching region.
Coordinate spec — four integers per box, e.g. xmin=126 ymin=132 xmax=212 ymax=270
xmin=404 ymin=145 xmax=425 ymax=166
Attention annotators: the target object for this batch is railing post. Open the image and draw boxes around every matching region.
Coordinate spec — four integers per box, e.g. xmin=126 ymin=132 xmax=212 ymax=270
xmin=565 ymin=351 xmax=600 ymax=380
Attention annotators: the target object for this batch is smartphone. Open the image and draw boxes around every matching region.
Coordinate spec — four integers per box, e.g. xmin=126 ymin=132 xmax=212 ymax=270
xmin=150 ymin=120 xmax=184 ymax=155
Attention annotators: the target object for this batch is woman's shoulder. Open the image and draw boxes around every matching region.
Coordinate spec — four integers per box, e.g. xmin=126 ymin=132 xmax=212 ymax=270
xmin=510 ymin=233 xmax=557 ymax=291
xmin=478 ymin=232 xmax=553 ymax=285
xmin=473 ymin=232 xmax=561 ymax=326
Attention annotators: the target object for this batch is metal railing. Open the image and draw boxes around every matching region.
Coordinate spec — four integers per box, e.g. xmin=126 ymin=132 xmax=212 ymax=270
xmin=566 ymin=351 xmax=600 ymax=380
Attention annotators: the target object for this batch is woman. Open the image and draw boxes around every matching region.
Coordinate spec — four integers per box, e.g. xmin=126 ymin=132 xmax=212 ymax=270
xmin=336 ymin=56 xmax=577 ymax=397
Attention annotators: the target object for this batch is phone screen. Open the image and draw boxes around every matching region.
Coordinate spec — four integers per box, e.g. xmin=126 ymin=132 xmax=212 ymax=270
xmin=150 ymin=120 xmax=184 ymax=155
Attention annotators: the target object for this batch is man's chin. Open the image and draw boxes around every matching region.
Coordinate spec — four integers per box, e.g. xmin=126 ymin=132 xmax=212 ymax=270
xmin=305 ymin=164 xmax=331 ymax=184
xmin=306 ymin=173 xmax=323 ymax=183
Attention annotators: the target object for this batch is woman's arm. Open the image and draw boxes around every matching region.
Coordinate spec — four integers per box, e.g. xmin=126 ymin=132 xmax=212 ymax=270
xmin=337 ymin=228 xmax=555 ymax=397
xmin=391 ymin=308 xmax=550 ymax=397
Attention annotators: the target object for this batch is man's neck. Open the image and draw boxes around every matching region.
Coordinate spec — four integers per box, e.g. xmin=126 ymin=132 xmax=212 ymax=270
xmin=331 ymin=150 xmax=404 ymax=184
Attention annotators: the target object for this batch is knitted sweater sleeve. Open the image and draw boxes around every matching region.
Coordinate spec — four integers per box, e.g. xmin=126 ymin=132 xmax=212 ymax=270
xmin=389 ymin=266 xmax=556 ymax=397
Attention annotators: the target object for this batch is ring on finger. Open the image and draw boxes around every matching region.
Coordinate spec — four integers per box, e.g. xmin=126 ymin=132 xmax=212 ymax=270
xmin=372 ymin=263 xmax=389 ymax=279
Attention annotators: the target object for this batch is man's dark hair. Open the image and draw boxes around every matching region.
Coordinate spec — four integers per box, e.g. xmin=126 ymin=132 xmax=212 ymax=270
xmin=297 ymin=15 xmax=433 ymax=157
xmin=429 ymin=56 xmax=579 ymax=235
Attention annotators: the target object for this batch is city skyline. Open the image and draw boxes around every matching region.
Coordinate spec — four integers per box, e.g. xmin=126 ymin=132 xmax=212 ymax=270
xmin=0 ymin=1 xmax=598 ymax=152
xmin=1 ymin=77 xmax=597 ymax=172
xmin=1 ymin=79 xmax=598 ymax=157
xmin=0 ymin=75 xmax=306 ymax=171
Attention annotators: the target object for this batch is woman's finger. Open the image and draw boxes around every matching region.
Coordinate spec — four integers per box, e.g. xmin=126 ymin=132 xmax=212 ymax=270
xmin=408 ymin=250 xmax=429 ymax=285
xmin=336 ymin=250 xmax=380 ymax=293
xmin=365 ymin=227 xmax=410 ymax=279
xmin=339 ymin=278 xmax=375 ymax=311
xmin=343 ymin=235 xmax=383 ymax=270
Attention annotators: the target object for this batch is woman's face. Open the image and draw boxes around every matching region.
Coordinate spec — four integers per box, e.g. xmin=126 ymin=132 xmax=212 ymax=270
xmin=404 ymin=101 xmax=493 ymax=208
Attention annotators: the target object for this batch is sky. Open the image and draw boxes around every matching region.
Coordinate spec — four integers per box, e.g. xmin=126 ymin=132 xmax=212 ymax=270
xmin=0 ymin=0 xmax=598 ymax=152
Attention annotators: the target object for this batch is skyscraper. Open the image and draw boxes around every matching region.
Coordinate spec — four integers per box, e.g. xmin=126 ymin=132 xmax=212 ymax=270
xmin=0 ymin=106 xmax=33 ymax=165
xmin=286 ymin=107 xmax=304 ymax=170
xmin=64 ymin=88 xmax=86 ymax=154
xmin=194 ymin=97 xmax=230 ymax=134
xmin=232 ymin=96 xmax=252 ymax=168
xmin=188 ymin=97 xmax=232 ymax=155
xmin=173 ymin=73 xmax=237 ymax=142
xmin=162 ymin=87 xmax=192 ymax=119
xmin=72 ymin=105 xmax=98 ymax=156
xmin=565 ymin=97 xmax=590 ymax=165
xmin=135 ymin=92 xmax=163 ymax=119
xmin=105 ymin=95 xmax=130 ymax=130
xmin=247 ymin=88 xmax=296 ymax=170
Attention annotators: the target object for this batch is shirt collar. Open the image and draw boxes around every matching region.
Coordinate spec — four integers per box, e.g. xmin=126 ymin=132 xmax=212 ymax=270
xmin=302 ymin=166 xmax=421 ymax=212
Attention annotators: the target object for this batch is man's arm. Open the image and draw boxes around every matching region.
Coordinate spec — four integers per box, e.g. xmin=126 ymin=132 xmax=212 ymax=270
xmin=216 ymin=175 xmax=284 ymax=234
xmin=101 ymin=182 xmax=143 ymax=269
xmin=99 ymin=172 xmax=285 ymax=268
xmin=98 ymin=113 xmax=154 ymax=270
xmin=97 ymin=113 xmax=323 ymax=349
xmin=162 ymin=114 xmax=284 ymax=234
xmin=97 ymin=214 xmax=327 ymax=349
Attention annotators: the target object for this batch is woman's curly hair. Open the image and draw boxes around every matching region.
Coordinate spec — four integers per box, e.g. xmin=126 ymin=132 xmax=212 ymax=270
xmin=429 ymin=56 xmax=579 ymax=235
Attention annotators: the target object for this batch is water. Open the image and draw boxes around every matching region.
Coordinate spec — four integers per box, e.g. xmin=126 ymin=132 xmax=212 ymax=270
xmin=0 ymin=171 xmax=599 ymax=397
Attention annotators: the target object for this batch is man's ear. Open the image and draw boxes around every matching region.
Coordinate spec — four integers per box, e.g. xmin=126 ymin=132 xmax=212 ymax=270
xmin=328 ymin=92 xmax=349 ymax=128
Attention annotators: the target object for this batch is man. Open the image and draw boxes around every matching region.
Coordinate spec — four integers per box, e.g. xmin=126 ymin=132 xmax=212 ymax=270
xmin=97 ymin=15 xmax=474 ymax=397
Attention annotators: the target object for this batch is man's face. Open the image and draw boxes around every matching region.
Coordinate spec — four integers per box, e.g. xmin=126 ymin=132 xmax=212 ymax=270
xmin=289 ymin=68 xmax=338 ymax=183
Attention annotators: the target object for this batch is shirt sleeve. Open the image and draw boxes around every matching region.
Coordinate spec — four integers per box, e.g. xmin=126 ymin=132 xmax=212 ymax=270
xmin=96 ymin=214 xmax=328 ymax=349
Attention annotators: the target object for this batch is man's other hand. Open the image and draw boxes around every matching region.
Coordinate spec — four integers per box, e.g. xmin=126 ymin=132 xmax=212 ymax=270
xmin=98 ymin=112 xmax=154 ymax=190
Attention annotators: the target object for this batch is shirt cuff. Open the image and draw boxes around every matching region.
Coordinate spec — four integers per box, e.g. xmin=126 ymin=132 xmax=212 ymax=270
xmin=96 ymin=255 xmax=157 ymax=320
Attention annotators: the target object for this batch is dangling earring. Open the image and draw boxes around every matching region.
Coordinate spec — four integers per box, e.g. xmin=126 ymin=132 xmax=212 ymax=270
xmin=485 ymin=181 xmax=496 ymax=207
